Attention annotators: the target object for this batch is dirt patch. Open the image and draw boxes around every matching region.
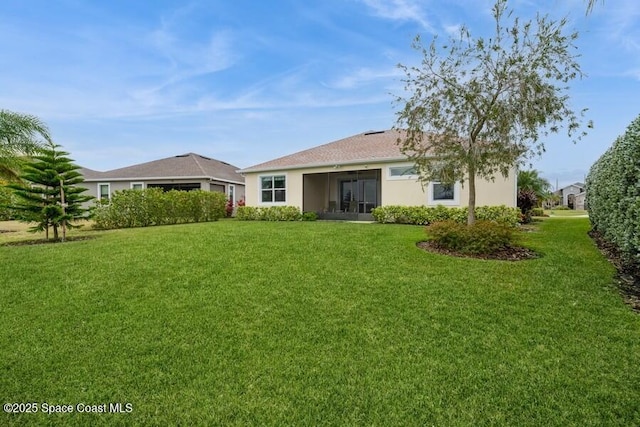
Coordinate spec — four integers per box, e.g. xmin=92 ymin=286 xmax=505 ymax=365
xmin=416 ymin=241 xmax=540 ymax=261
xmin=588 ymin=230 xmax=640 ymax=312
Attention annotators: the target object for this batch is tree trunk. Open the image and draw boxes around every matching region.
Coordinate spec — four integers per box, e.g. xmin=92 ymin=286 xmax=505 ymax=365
xmin=467 ymin=162 xmax=477 ymax=225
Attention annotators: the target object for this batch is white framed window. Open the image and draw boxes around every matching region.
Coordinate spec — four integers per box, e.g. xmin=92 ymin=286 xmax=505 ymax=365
xmin=428 ymin=182 xmax=460 ymax=206
xmin=260 ymin=174 xmax=286 ymax=204
xmin=228 ymin=184 xmax=235 ymax=204
xmin=130 ymin=182 xmax=144 ymax=190
xmin=98 ymin=183 xmax=111 ymax=201
xmin=388 ymin=164 xmax=419 ymax=180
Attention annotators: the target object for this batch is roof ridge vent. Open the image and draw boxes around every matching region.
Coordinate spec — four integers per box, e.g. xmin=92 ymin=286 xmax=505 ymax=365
xmin=364 ymin=130 xmax=385 ymax=136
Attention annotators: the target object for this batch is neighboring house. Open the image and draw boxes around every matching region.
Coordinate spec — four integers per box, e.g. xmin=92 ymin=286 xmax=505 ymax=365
xmin=81 ymin=153 xmax=245 ymax=203
xmin=573 ymin=191 xmax=586 ymax=211
xmin=554 ymin=182 xmax=585 ymax=209
xmin=238 ymin=129 xmax=517 ymax=220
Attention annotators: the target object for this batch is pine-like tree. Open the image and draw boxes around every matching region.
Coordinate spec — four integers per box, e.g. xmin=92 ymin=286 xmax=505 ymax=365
xmin=6 ymin=142 xmax=93 ymax=240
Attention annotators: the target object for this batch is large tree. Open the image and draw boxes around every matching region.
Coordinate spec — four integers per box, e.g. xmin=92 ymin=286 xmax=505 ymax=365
xmin=395 ymin=0 xmax=589 ymax=224
xmin=6 ymin=142 xmax=92 ymax=240
xmin=0 ymin=109 xmax=52 ymax=181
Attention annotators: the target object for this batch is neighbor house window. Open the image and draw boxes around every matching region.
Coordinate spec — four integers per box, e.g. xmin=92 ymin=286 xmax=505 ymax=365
xmin=98 ymin=183 xmax=111 ymax=201
xmin=388 ymin=165 xmax=418 ymax=180
xmin=131 ymin=182 xmax=144 ymax=190
xmin=228 ymin=184 xmax=235 ymax=204
xmin=428 ymin=182 xmax=460 ymax=206
xmin=260 ymin=175 xmax=286 ymax=203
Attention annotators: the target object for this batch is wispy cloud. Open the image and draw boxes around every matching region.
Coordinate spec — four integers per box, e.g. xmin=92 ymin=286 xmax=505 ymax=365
xmin=359 ymin=0 xmax=435 ymax=32
xmin=323 ymin=66 xmax=403 ymax=90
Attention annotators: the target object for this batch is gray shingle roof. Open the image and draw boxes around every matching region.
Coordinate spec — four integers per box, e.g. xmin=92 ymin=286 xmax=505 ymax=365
xmin=83 ymin=153 xmax=244 ymax=183
xmin=239 ymin=129 xmax=410 ymax=173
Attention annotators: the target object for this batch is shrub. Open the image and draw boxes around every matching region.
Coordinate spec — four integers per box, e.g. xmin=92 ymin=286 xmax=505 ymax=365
xmin=235 ymin=206 xmax=303 ymax=221
xmin=426 ymin=220 xmax=516 ymax=255
xmin=531 ymin=208 xmax=544 ymax=217
xmin=371 ymin=205 xmax=520 ymax=227
xmin=302 ymin=211 xmax=318 ymax=221
xmin=517 ymin=189 xmax=537 ymax=223
xmin=552 ymin=205 xmax=570 ymax=210
xmin=586 ymin=113 xmax=640 ymax=266
xmin=93 ymin=189 xmax=226 ymax=229
xmin=0 ymin=186 xmax=18 ymax=220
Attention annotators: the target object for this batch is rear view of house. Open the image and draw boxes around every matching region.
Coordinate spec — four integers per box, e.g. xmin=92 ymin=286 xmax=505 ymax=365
xmin=239 ymin=130 xmax=516 ymax=220
xmin=82 ymin=153 xmax=245 ymax=203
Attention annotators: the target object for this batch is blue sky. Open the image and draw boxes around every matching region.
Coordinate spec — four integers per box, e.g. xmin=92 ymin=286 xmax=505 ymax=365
xmin=1 ymin=0 xmax=638 ymax=189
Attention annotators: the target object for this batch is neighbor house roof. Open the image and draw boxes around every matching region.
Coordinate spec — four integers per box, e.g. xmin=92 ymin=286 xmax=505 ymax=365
xmin=82 ymin=153 xmax=244 ymax=184
xmin=239 ymin=129 xmax=411 ymax=173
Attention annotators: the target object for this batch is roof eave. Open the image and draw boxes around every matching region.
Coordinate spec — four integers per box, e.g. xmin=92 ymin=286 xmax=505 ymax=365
xmin=238 ymin=156 xmax=410 ymax=174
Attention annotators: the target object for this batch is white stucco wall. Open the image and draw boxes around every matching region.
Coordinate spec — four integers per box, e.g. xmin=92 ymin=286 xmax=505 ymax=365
xmin=243 ymin=162 xmax=517 ymax=210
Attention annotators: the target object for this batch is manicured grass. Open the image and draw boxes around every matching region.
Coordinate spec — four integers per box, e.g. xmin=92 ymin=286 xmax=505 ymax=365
xmin=1 ymin=219 xmax=638 ymax=425
xmin=546 ymin=209 xmax=588 ymax=217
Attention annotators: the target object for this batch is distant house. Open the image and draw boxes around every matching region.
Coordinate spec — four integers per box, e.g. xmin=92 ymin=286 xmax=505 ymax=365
xmin=82 ymin=153 xmax=245 ymax=203
xmin=554 ymin=182 xmax=585 ymax=209
xmin=238 ymin=130 xmax=517 ymax=220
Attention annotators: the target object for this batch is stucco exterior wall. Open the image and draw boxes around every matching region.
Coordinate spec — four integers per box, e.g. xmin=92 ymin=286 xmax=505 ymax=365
xmin=243 ymin=162 xmax=517 ymax=210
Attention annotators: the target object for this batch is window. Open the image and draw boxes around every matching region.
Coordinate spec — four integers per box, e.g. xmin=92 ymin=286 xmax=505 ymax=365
xmin=98 ymin=183 xmax=110 ymax=201
xmin=428 ymin=182 xmax=460 ymax=206
xmin=260 ymin=175 xmax=286 ymax=203
xmin=131 ymin=182 xmax=144 ymax=190
xmin=228 ymin=184 xmax=235 ymax=204
xmin=388 ymin=165 xmax=418 ymax=180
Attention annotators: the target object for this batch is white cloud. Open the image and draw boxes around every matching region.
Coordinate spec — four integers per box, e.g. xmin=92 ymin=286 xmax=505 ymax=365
xmin=323 ymin=66 xmax=403 ymax=90
xmin=359 ymin=0 xmax=435 ymax=32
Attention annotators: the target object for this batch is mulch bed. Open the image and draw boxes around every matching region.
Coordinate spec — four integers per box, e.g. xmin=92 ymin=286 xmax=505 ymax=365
xmin=588 ymin=230 xmax=640 ymax=312
xmin=416 ymin=241 xmax=540 ymax=261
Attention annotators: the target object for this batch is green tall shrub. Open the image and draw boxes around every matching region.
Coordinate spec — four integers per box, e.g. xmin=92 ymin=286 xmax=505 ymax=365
xmin=586 ymin=114 xmax=640 ymax=265
xmin=371 ymin=205 xmax=520 ymax=227
xmin=93 ymin=189 xmax=226 ymax=229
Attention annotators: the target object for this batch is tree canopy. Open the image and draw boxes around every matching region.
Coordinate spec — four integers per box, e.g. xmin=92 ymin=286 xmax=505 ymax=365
xmin=0 ymin=109 xmax=52 ymax=181
xmin=395 ymin=0 xmax=590 ymax=224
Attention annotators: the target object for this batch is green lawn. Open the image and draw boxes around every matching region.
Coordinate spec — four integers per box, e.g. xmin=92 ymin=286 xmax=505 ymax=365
xmin=1 ymin=219 xmax=638 ymax=426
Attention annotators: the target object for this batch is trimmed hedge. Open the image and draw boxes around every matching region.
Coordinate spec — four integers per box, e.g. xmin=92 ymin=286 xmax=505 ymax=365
xmin=93 ymin=188 xmax=227 ymax=229
xmin=586 ymin=114 xmax=640 ymax=265
xmin=235 ymin=206 xmax=317 ymax=221
xmin=371 ymin=205 xmax=521 ymax=227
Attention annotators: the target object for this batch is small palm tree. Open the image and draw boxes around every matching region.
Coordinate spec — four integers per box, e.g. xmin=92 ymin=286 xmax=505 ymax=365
xmin=0 ymin=109 xmax=52 ymax=181
xmin=517 ymin=169 xmax=551 ymax=207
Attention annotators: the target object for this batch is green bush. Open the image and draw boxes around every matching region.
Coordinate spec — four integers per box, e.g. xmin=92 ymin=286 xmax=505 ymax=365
xmin=531 ymin=208 xmax=544 ymax=217
xmin=426 ymin=220 xmax=516 ymax=255
xmin=93 ymin=189 xmax=227 ymax=229
xmin=586 ymin=114 xmax=640 ymax=266
xmin=302 ymin=211 xmax=318 ymax=221
xmin=235 ymin=206 xmax=303 ymax=221
xmin=371 ymin=205 xmax=520 ymax=227
xmin=0 ymin=186 xmax=18 ymax=221
xmin=552 ymin=205 xmax=570 ymax=210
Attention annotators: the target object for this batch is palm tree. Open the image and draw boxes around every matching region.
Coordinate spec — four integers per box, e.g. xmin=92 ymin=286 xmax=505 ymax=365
xmin=518 ymin=169 xmax=552 ymax=207
xmin=0 ymin=109 xmax=52 ymax=181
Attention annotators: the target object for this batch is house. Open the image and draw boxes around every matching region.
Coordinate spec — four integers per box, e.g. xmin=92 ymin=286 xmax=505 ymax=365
xmin=238 ymin=130 xmax=517 ymax=220
xmin=573 ymin=191 xmax=586 ymax=210
xmin=82 ymin=153 xmax=245 ymax=203
xmin=554 ymin=182 xmax=585 ymax=209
